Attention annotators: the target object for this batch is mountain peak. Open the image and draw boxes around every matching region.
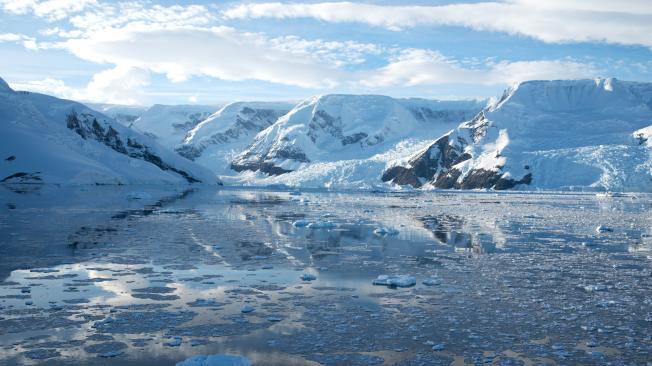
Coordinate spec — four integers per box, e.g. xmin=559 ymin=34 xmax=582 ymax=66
xmin=0 ymin=77 xmax=14 ymax=93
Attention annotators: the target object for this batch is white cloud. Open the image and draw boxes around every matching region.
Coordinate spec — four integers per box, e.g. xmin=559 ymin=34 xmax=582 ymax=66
xmin=69 ymin=3 xmax=214 ymax=33
xmin=1 ymin=1 xmax=608 ymax=103
xmin=58 ymin=25 xmax=343 ymax=88
xmin=0 ymin=0 xmax=97 ymax=21
xmin=359 ymin=49 xmax=599 ymax=88
xmin=10 ymin=66 xmax=150 ymax=105
xmin=223 ymin=1 xmax=652 ymax=49
xmin=268 ymin=36 xmax=384 ymax=67
xmin=0 ymin=32 xmax=39 ymax=49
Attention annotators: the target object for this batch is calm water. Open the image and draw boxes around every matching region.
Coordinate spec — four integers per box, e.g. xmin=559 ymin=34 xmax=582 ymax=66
xmin=1 ymin=186 xmax=651 ymax=365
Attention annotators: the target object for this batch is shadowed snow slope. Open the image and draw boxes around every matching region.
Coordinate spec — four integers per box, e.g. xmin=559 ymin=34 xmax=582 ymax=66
xmin=177 ymin=101 xmax=294 ymax=175
xmin=229 ymin=94 xmax=484 ymax=188
xmin=0 ymin=77 xmax=219 ymax=185
xmin=383 ymin=78 xmax=652 ymax=192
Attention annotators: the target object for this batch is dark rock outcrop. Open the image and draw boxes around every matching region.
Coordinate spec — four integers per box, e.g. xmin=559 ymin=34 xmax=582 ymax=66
xmin=66 ymin=111 xmax=202 ymax=183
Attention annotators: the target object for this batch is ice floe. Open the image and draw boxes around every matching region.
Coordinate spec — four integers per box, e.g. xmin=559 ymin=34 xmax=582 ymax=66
xmin=372 ymin=275 xmax=416 ymax=288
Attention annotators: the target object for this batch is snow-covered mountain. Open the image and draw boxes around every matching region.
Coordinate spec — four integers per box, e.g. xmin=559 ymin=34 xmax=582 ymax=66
xmin=0 ymin=77 xmax=218 ymax=185
xmin=229 ymin=95 xmax=485 ymax=187
xmin=86 ymin=103 xmax=148 ymax=126
xmin=131 ymin=104 xmax=219 ymax=148
xmin=176 ymin=102 xmax=294 ymax=174
xmin=383 ymin=78 xmax=652 ymax=192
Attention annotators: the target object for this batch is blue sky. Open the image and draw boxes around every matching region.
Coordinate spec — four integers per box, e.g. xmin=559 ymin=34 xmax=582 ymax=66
xmin=1 ymin=0 xmax=651 ymax=105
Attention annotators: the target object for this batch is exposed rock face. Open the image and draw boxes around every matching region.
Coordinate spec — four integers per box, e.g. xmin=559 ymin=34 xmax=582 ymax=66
xmin=177 ymin=103 xmax=291 ymax=165
xmin=231 ymin=94 xmax=485 ymax=176
xmin=66 ymin=111 xmax=202 ymax=183
xmin=383 ymin=78 xmax=652 ymax=191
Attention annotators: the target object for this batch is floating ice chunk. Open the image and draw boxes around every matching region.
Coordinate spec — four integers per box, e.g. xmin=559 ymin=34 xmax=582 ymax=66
xmin=431 ymin=343 xmax=446 ymax=351
xmin=422 ymin=278 xmax=441 ymax=286
xmin=307 ymin=221 xmax=337 ymax=229
xmin=596 ymin=192 xmax=627 ymax=198
xmin=300 ymin=273 xmax=317 ymax=281
xmin=25 ymin=300 xmax=33 ymax=305
xmin=581 ymin=284 xmax=608 ymax=292
xmin=176 ymin=354 xmax=252 ymax=366
xmin=262 ymin=265 xmax=273 ymax=269
xmin=292 ymin=220 xmax=310 ymax=228
xmin=289 ymin=191 xmax=302 ymax=196
xmin=595 ymin=225 xmax=613 ymax=233
xmin=373 ymin=227 xmax=399 ymax=236
xmin=373 ymin=275 xmax=416 ymax=288
xmin=266 ymin=315 xmax=283 ymax=322
xmin=240 ymin=304 xmax=255 ymax=313
xmin=165 ymin=337 xmax=182 ymax=347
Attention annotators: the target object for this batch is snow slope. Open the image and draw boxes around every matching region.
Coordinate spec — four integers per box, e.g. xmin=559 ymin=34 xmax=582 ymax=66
xmin=176 ymin=101 xmax=293 ymax=175
xmin=131 ymin=104 xmax=218 ymax=148
xmin=0 ymin=77 xmax=218 ymax=185
xmin=229 ymin=95 xmax=484 ymax=188
xmin=383 ymin=78 xmax=652 ymax=192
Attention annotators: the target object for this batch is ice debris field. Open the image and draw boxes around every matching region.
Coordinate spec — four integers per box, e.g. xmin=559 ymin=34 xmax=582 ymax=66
xmin=1 ymin=186 xmax=652 ymax=365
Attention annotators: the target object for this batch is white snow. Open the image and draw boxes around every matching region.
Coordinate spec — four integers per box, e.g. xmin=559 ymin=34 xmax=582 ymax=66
xmin=176 ymin=354 xmax=251 ymax=366
xmin=178 ymin=102 xmax=293 ymax=175
xmin=0 ymin=77 xmax=218 ymax=185
xmin=230 ymin=94 xmax=484 ymax=188
xmin=132 ymin=104 xmax=218 ymax=148
xmin=86 ymin=103 xmax=148 ymax=126
xmin=386 ymin=78 xmax=652 ymax=192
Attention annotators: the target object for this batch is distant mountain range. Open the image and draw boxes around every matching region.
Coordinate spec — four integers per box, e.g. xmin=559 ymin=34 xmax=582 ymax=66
xmin=2 ymin=76 xmax=650 ymax=191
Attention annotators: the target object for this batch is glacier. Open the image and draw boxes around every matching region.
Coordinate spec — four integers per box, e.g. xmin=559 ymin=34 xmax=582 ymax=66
xmin=228 ymin=94 xmax=484 ymax=189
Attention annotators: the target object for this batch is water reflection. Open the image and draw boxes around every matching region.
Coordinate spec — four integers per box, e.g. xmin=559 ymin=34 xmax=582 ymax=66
xmin=1 ymin=188 xmax=652 ymax=365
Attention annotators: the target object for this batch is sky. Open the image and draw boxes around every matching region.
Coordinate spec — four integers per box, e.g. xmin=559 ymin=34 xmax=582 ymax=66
xmin=0 ymin=0 xmax=651 ymax=106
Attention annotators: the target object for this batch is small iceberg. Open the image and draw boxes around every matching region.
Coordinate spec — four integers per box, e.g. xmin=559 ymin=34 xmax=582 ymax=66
xmin=164 ymin=336 xmax=182 ymax=347
xmin=431 ymin=343 xmax=446 ymax=351
xmin=372 ymin=275 xmax=416 ymax=288
xmin=176 ymin=354 xmax=252 ymax=366
xmin=581 ymin=284 xmax=608 ymax=292
xmin=422 ymin=278 xmax=441 ymax=286
xmin=373 ymin=227 xmax=399 ymax=236
xmin=595 ymin=225 xmax=613 ymax=233
xmin=300 ymin=273 xmax=317 ymax=281
xmin=292 ymin=219 xmax=310 ymax=228
xmin=307 ymin=221 xmax=337 ymax=229
xmin=240 ymin=304 xmax=255 ymax=313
